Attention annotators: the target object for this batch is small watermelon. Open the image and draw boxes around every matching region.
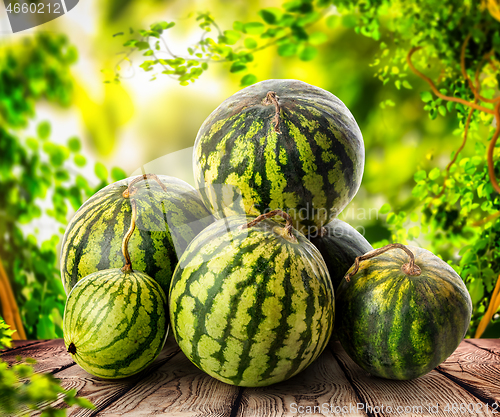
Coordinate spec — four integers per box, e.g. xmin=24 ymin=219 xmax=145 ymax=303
xmin=63 ymin=268 xmax=168 ymax=379
xmin=60 ymin=174 xmax=214 ymax=296
xmin=337 ymin=244 xmax=472 ymax=380
xmin=309 ymin=218 xmax=372 ymax=290
xmin=193 ymin=79 xmax=364 ymax=235
xmin=169 ymin=212 xmax=335 ymax=387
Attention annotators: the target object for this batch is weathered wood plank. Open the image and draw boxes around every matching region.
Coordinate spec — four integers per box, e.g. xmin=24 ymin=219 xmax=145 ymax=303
xmin=235 ymin=347 xmax=366 ymax=417
xmin=466 ymin=339 xmax=500 ymax=357
xmin=57 ymin=337 xmax=182 ymax=417
xmin=94 ymin=350 xmax=240 ymax=416
xmin=1 ymin=338 xmax=76 ymax=375
xmin=0 ymin=339 xmax=49 ymax=353
xmin=332 ymin=341 xmax=496 ymax=417
xmin=437 ymin=340 xmax=500 ymax=405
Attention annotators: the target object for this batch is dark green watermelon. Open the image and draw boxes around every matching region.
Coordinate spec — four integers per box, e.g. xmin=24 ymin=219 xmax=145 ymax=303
xmin=309 ymin=219 xmax=373 ymax=290
xmin=60 ymin=175 xmax=214 ymax=296
xmin=337 ymin=245 xmax=472 ymax=380
xmin=193 ymin=79 xmax=364 ymax=235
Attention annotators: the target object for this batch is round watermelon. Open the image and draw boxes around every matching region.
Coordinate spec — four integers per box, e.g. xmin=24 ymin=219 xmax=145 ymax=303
xmin=309 ymin=219 xmax=372 ymax=290
xmin=169 ymin=214 xmax=335 ymax=387
xmin=60 ymin=174 xmax=214 ymax=296
xmin=336 ymin=244 xmax=472 ymax=380
xmin=193 ymin=79 xmax=364 ymax=235
xmin=63 ymin=268 xmax=168 ymax=379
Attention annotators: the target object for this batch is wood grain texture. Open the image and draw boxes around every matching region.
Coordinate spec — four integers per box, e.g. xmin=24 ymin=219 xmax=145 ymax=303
xmin=1 ymin=338 xmax=46 ymax=352
xmin=58 ymin=336 xmax=182 ymax=417
xmin=95 ymin=350 xmax=240 ymax=417
xmin=331 ymin=341 xmax=497 ymax=417
xmin=437 ymin=339 xmax=500 ymax=406
xmin=1 ymin=339 xmax=76 ymax=374
xmin=236 ymin=348 xmax=366 ymax=417
xmin=2 ymin=339 xmax=500 ymax=417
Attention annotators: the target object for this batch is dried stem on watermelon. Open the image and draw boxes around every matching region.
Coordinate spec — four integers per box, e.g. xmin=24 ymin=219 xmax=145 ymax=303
xmin=263 ymin=91 xmax=281 ymax=134
xmin=239 ymin=209 xmax=297 ymax=243
xmin=121 ymin=173 xmax=169 ymax=272
xmin=345 ymin=243 xmax=422 ymax=282
xmin=122 ymin=173 xmax=168 ymax=198
xmin=121 ymin=198 xmax=137 ymax=273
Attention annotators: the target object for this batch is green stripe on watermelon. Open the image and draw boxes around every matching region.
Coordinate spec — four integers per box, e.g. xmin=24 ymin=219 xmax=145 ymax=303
xmin=337 ymin=244 xmax=472 ymax=380
xmin=63 ymin=268 xmax=168 ymax=379
xmin=193 ymin=79 xmax=364 ymax=235
xmin=169 ymin=214 xmax=335 ymax=387
xmin=60 ymin=175 xmax=214 ymax=296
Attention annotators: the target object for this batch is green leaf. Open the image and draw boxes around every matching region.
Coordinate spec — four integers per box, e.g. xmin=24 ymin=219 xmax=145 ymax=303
xmin=67 ymin=137 xmax=81 ymax=152
xmin=326 ymin=15 xmax=339 ymax=28
xmin=379 ymin=203 xmax=391 ymax=214
xmin=420 ymin=91 xmax=433 ymax=102
xmin=240 ymin=74 xmax=258 ymax=86
xmin=309 ymin=31 xmax=328 ymax=45
xmin=259 ymin=8 xmax=282 ymax=25
xmin=299 ymin=45 xmax=317 ymax=61
xmin=342 ymin=15 xmax=357 ymax=28
xmin=438 ymin=105 xmax=447 ymax=117
xmin=468 ymin=279 xmax=484 ymax=306
xmin=386 ymin=212 xmax=397 ymax=224
xmin=277 ymin=42 xmax=297 ymax=57
xmin=244 ymin=38 xmax=258 ymax=49
xmin=230 ymin=62 xmax=247 ymax=73
xmin=223 ymin=30 xmax=241 ymax=45
xmin=402 ymin=80 xmax=412 ymax=89
xmin=135 ymin=41 xmax=150 ymax=51
xmin=428 ymin=167 xmax=440 ymax=180
xmin=111 ymin=167 xmax=127 ymax=182
xmin=233 ymin=21 xmax=244 ymax=32
xmin=243 ymin=22 xmax=265 ymax=35
xmin=414 ymin=170 xmax=426 ymax=182
xmin=37 ymin=121 xmax=51 ymax=140
xmin=94 ymin=162 xmax=108 ymax=181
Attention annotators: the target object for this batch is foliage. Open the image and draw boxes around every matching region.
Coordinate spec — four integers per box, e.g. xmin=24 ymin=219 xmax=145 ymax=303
xmin=114 ymin=0 xmax=500 ymax=336
xmin=0 ymin=318 xmax=94 ymax=416
xmin=0 ymin=34 xmax=127 ymax=340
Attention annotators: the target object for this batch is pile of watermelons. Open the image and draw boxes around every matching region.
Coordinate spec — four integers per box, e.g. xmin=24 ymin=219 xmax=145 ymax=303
xmin=61 ymin=79 xmax=472 ymax=386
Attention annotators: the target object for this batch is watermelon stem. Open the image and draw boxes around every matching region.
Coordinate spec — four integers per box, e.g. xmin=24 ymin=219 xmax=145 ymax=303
xmin=122 ymin=173 xmax=168 ymax=198
xmin=67 ymin=342 xmax=76 ymax=355
xmin=263 ymin=91 xmax=281 ymax=134
xmin=344 ymin=243 xmax=422 ymax=282
xmin=121 ymin=198 xmax=137 ymax=272
xmin=121 ymin=173 xmax=168 ymax=272
xmin=239 ymin=209 xmax=296 ymax=242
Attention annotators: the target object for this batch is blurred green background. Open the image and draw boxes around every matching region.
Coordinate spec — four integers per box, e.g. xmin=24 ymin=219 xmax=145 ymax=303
xmin=0 ymin=0 xmax=499 ymax=341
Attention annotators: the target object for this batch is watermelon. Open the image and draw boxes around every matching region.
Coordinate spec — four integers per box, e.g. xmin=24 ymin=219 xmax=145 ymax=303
xmin=60 ymin=174 xmax=214 ymax=296
xmin=336 ymin=244 xmax=472 ymax=380
xmin=309 ymin=218 xmax=373 ymax=290
xmin=193 ymin=79 xmax=364 ymax=235
xmin=63 ymin=268 xmax=168 ymax=379
xmin=169 ymin=212 xmax=335 ymax=387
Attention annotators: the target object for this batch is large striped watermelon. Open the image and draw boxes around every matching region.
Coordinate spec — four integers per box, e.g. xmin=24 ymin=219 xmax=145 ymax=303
xmin=309 ymin=219 xmax=372 ymax=290
xmin=63 ymin=268 xmax=168 ymax=379
xmin=169 ymin=212 xmax=335 ymax=387
xmin=337 ymin=244 xmax=472 ymax=380
xmin=60 ymin=174 xmax=214 ymax=296
xmin=193 ymin=79 xmax=364 ymax=235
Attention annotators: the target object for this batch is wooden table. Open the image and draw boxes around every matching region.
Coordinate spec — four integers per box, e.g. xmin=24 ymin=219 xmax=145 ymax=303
xmin=2 ymin=337 xmax=500 ymax=416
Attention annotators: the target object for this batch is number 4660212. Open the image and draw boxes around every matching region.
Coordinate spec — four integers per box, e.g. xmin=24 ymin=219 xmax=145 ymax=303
xmin=6 ymin=2 xmax=62 ymax=13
